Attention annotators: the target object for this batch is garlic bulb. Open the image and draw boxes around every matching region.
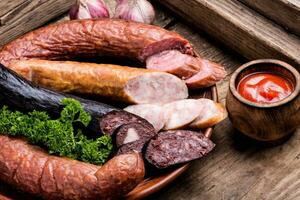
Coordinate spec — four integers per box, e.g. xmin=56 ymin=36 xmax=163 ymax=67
xmin=115 ymin=0 xmax=155 ymax=24
xmin=69 ymin=0 xmax=110 ymax=19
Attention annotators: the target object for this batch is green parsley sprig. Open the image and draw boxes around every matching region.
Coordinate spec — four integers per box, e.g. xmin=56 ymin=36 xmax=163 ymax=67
xmin=0 ymin=98 xmax=112 ymax=165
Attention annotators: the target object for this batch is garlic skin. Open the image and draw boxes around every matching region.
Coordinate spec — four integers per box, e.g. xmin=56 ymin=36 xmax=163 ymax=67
xmin=115 ymin=0 xmax=155 ymax=24
xmin=69 ymin=0 xmax=110 ymax=20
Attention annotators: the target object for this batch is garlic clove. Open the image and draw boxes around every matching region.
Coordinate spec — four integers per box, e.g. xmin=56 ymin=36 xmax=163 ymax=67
xmin=69 ymin=0 xmax=110 ymax=20
xmin=88 ymin=0 xmax=110 ymax=18
xmin=115 ymin=0 xmax=155 ymax=24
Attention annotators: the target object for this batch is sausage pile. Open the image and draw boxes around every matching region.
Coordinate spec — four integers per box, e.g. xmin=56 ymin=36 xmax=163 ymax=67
xmin=0 ymin=19 xmax=227 ymax=199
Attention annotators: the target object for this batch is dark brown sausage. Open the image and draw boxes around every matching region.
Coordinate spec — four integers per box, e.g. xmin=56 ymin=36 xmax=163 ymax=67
xmin=116 ymin=140 xmax=147 ymax=156
xmin=0 ymin=135 xmax=145 ymax=200
xmin=115 ymin=122 xmax=156 ymax=147
xmin=99 ymin=110 xmax=154 ymax=136
xmin=8 ymin=60 xmax=188 ymax=104
xmin=145 ymin=130 xmax=215 ymax=169
xmin=0 ymin=19 xmax=193 ymax=66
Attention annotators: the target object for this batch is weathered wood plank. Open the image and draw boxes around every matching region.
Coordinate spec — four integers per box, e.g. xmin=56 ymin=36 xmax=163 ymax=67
xmin=156 ymin=0 xmax=300 ymax=70
xmin=0 ymin=0 xmax=25 ymax=17
xmin=239 ymin=0 xmax=300 ymax=37
xmin=0 ymin=0 xmax=75 ymax=46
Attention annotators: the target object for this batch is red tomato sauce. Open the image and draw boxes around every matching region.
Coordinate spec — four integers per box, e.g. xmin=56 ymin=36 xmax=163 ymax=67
xmin=237 ymin=72 xmax=294 ymax=103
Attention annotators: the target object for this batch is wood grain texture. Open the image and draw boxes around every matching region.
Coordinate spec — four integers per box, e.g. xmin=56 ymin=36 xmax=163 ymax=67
xmin=239 ymin=0 xmax=300 ymax=37
xmin=0 ymin=0 xmax=75 ymax=46
xmin=156 ymin=0 xmax=300 ymax=70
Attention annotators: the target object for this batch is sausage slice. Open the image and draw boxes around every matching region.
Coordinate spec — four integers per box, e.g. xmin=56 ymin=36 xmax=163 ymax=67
xmin=124 ymin=104 xmax=166 ymax=131
xmin=99 ymin=110 xmax=154 ymax=135
xmin=115 ymin=122 xmax=156 ymax=147
xmin=146 ymin=50 xmax=226 ymax=89
xmin=163 ymin=99 xmax=204 ymax=130
xmin=145 ymin=130 xmax=215 ymax=169
xmin=189 ymin=99 xmax=227 ymax=129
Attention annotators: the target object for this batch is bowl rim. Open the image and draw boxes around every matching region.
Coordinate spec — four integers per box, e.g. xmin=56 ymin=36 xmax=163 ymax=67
xmin=229 ymin=59 xmax=300 ymax=108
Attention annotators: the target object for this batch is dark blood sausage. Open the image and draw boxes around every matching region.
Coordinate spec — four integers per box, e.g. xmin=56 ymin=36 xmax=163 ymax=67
xmin=0 ymin=19 xmax=193 ymax=66
xmin=115 ymin=122 xmax=156 ymax=147
xmin=116 ymin=140 xmax=147 ymax=155
xmin=0 ymin=63 xmax=148 ymax=135
xmin=99 ymin=110 xmax=153 ymax=136
xmin=0 ymin=135 xmax=145 ymax=200
xmin=145 ymin=130 xmax=215 ymax=169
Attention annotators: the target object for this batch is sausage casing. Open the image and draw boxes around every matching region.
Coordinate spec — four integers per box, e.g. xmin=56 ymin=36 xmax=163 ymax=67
xmin=0 ymin=19 xmax=193 ymax=66
xmin=9 ymin=60 xmax=188 ymax=104
xmin=0 ymin=135 xmax=145 ymax=200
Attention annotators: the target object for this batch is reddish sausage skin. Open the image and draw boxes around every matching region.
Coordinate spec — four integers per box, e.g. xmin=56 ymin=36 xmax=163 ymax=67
xmin=0 ymin=135 xmax=145 ymax=200
xmin=0 ymin=19 xmax=193 ymax=66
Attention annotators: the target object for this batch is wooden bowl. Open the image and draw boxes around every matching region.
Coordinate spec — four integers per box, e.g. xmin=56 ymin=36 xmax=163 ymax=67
xmin=226 ymin=59 xmax=300 ymax=141
xmin=125 ymin=86 xmax=218 ymax=200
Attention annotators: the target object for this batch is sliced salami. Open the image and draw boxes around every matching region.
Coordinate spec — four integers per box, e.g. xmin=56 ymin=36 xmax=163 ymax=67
xmin=145 ymin=130 xmax=215 ymax=169
xmin=115 ymin=122 xmax=156 ymax=147
xmin=124 ymin=104 xmax=166 ymax=131
xmin=99 ymin=110 xmax=153 ymax=135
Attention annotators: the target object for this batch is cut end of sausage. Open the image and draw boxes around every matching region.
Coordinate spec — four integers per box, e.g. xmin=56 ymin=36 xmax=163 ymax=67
xmin=189 ymin=99 xmax=227 ymax=129
xmin=146 ymin=50 xmax=200 ymax=79
xmin=125 ymin=72 xmax=188 ymax=104
xmin=124 ymin=104 xmax=166 ymax=131
xmin=185 ymin=59 xmax=227 ymax=89
xmin=115 ymin=122 xmax=156 ymax=147
xmin=139 ymin=38 xmax=193 ymax=61
xmin=99 ymin=110 xmax=154 ymax=135
xmin=145 ymin=130 xmax=215 ymax=169
xmin=146 ymin=50 xmax=226 ymax=89
xmin=163 ymin=99 xmax=204 ymax=130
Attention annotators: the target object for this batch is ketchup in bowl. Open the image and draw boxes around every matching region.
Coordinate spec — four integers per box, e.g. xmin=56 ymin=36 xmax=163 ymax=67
xmin=237 ymin=72 xmax=294 ymax=103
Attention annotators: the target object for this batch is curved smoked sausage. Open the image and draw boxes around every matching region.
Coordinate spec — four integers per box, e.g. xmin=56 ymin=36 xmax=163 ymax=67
xmin=0 ymin=135 xmax=145 ymax=200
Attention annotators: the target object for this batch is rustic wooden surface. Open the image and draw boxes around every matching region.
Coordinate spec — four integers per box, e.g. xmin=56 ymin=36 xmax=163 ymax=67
xmin=0 ymin=1 xmax=300 ymax=199
xmin=0 ymin=0 xmax=75 ymax=46
xmin=157 ymin=0 xmax=300 ymax=70
xmin=239 ymin=0 xmax=300 ymax=37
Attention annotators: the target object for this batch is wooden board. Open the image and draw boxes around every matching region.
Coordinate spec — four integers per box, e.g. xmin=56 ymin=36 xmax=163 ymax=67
xmin=239 ymin=0 xmax=300 ymax=37
xmin=0 ymin=0 xmax=75 ymax=46
xmin=156 ymin=0 xmax=300 ymax=70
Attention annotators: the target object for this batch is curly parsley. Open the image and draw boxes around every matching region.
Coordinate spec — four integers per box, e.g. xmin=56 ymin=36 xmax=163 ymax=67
xmin=0 ymin=98 xmax=112 ymax=165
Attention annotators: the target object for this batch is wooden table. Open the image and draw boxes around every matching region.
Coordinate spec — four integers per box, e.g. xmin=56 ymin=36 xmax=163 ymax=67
xmin=0 ymin=1 xmax=299 ymax=200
